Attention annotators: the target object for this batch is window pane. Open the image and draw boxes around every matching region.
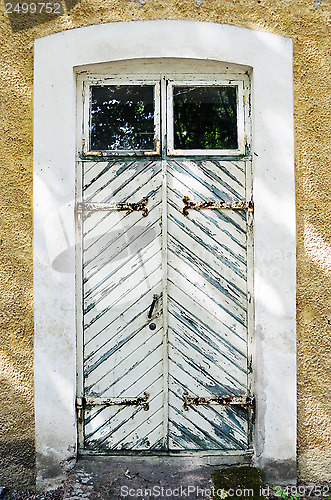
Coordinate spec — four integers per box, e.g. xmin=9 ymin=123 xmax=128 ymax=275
xmin=173 ymin=86 xmax=238 ymax=150
xmin=90 ymin=85 xmax=155 ymax=151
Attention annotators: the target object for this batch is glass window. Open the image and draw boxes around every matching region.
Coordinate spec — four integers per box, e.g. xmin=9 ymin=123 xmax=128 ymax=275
xmin=173 ymin=85 xmax=238 ymax=151
xmin=89 ymin=85 xmax=155 ymax=151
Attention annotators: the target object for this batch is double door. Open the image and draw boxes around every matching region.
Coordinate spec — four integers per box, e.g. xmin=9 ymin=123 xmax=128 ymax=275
xmin=77 ymin=76 xmax=253 ymax=452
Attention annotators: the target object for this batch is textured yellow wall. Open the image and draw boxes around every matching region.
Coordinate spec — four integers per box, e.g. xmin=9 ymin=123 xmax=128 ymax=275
xmin=0 ymin=0 xmax=330 ymax=488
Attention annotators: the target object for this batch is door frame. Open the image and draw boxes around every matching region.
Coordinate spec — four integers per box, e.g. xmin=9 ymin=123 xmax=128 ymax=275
xmin=76 ymin=68 xmax=254 ymax=452
xmin=34 ymin=21 xmax=296 ymax=488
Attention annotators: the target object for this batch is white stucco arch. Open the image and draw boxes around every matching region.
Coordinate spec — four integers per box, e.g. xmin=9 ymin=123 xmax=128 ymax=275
xmin=34 ymin=20 xmax=296 ymax=488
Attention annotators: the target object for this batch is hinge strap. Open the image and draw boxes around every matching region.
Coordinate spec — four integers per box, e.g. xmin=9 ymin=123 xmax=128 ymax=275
xmin=182 ymin=391 xmax=255 ymax=413
xmin=76 ymin=197 xmax=149 ymax=217
xmin=82 ymin=392 xmax=150 ymax=411
xmin=182 ymin=196 xmax=254 ymax=217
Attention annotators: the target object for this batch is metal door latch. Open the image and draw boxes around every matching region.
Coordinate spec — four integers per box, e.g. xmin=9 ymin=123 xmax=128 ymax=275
xmin=182 ymin=196 xmax=254 ymax=217
xmin=182 ymin=391 xmax=255 ymax=422
xmin=148 ymin=294 xmax=159 ymax=319
xmin=82 ymin=392 xmax=150 ymax=411
xmin=76 ymin=397 xmax=84 ymax=424
xmin=76 ymin=197 xmax=149 ymax=217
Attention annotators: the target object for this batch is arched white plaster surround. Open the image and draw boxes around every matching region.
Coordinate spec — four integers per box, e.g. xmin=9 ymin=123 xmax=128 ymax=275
xmin=34 ymin=20 xmax=296 ymax=488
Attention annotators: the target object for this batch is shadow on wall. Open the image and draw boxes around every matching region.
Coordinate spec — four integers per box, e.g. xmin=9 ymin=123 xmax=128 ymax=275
xmin=297 ymin=219 xmax=331 ymax=480
xmin=0 ymin=438 xmax=35 ymax=489
xmin=3 ymin=0 xmax=79 ymax=31
xmin=0 ymin=190 xmax=36 ymax=487
xmin=0 ymin=339 xmax=35 ymax=488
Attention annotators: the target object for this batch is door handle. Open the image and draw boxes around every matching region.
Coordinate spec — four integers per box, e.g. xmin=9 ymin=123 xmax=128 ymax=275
xmin=148 ymin=294 xmax=158 ymax=319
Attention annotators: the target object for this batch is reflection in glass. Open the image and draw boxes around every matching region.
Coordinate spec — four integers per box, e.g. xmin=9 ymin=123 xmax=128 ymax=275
xmin=90 ymin=85 xmax=155 ymax=151
xmin=173 ymin=86 xmax=238 ymax=150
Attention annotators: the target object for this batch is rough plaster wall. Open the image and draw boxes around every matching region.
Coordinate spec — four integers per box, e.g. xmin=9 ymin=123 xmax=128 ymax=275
xmin=0 ymin=0 xmax=330 ymax=488
xmin=0 ymin=12 xmax=35 ymax=487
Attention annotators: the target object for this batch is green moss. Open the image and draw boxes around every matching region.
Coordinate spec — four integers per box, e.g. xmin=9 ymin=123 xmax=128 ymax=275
xmin=211 ymin=466 xmax=267 ymax=500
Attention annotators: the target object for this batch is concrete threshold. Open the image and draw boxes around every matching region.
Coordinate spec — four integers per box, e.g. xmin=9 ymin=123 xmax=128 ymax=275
xmin=61 ymin=455 xmax=234 ymax=499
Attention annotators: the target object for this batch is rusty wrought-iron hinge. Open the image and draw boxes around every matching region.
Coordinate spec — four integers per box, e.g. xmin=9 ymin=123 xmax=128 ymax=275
xmin=76 ymin=197 xmax=149 ymax=217
xmin=182 ymin=391 xmax=255 ymax=423
xmin=182 ymin=196 xmax=254 ymax=217
xmin=84 ymin=392 xmax=150 ymax=411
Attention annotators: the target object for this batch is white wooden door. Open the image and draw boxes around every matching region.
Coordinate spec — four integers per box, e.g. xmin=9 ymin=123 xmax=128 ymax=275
xmin=82 ymin=159 xmax=165 ymax=450
xmin=166 ymin=159 xmax=251 ymax=449
xmin=78 ymin=77 xmax=253 ymax=452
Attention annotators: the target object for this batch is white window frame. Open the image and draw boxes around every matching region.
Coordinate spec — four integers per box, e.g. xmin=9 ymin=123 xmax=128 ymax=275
xmin=167 ymin=79 xmax=247 ymax=156
xmin=81 ymin=78 xmax=161 ymax=156
xmin=34 ymin=21 xmax=296 ymax=489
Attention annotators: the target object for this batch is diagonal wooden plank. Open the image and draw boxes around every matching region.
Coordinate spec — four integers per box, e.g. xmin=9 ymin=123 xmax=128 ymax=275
xmin=85 ymin=331 xmax=163 ymax=394
xmin=84 ymin=231 xmax=162 ymax=305
xmin=167 ymin=193 xmax=247 ymax=271
xmin=168 ymin=252 xmax=247 ymax=327
xmin=84 ymin=274 xmax=162 ymax=347
xmin=85 ymin=390 xmax=164 ymax=450
xmin=84 ymin=250 xmax=162 ymax=323
xmin=168 ymin=289 xmax=247 ymax=364
xmin=84 ymin=159 xmax=160 ymax=202
xmin=114 ymin=360 xmax=164 ymax=399
xmin=170 ymin=159 xmax=245 ymax=200
xmin=168 ymin=319 xmax=247 ymax=389
xmin=83 ymin=194 xmax=161 ymax=268
xmin=167 ymin=266 xmax=246 ymax=338
xmin=85 ymin=283 xmax=162 ymax=357
xmin=167 ymin=226 xmax=247 ymax=301
xmin=83 ymin=160 xmax=128 ymax=193
xmin=168 ymin=378 xmax=248 ymax=450
xmin=169 ymin=344 xmax=246 ymax=398
xmin=200 ymin=160 xmax=246 ymax=191
xmin=168 ymin=169 xmax=247 ymax=235
xmin=134 ymin=421 xmax=165 ymax=450
xmin=168 ymin=280 xmax=246 ymax=346
xmin=168 ymin=388 xmax=246 ymax=450
xmin=85 ymin=312 xmax=162 ymax=371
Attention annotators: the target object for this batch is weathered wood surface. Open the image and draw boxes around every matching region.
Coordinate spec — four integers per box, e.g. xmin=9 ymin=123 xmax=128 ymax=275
xmin=81 ymin=158 xmax=249 ymax=451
